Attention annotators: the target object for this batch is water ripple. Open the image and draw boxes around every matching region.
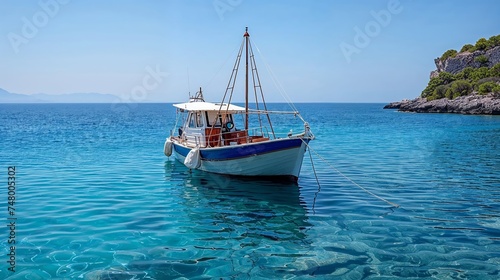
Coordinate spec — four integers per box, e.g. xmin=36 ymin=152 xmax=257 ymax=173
xmin=0 ymin=104 xmax=499 ymax=279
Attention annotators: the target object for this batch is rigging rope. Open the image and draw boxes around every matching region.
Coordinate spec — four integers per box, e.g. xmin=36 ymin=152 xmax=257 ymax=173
xmin=171 ymin=110 xmax=183 ymax=137
xmin=302 ymin=139 xmax=400 ymax=208
xmin=203 ymin=43 xmax=241 ymax=93
xmin=252 ymin=40 xmax=299 ymax=113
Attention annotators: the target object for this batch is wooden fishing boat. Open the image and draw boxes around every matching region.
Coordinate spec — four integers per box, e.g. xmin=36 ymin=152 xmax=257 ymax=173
xmin=164 ymin=28 xmax=314 ymax=181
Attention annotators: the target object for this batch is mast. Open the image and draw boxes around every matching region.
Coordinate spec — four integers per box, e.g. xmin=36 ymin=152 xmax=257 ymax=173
xmin=244 ymin=27 xmax=249 ymax=131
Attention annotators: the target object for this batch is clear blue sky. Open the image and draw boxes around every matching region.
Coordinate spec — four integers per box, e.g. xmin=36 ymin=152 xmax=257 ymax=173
xmin=1 ymin=0 xmax=499 ymax=102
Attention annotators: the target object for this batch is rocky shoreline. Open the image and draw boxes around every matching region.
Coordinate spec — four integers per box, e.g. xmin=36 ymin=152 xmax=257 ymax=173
xmin=384 ymin=94 xmax=500 ymax=115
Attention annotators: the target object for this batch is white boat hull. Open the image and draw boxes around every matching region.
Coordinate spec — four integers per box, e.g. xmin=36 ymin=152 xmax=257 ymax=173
xmin=171 ymin=138 xmax=309 ymax=181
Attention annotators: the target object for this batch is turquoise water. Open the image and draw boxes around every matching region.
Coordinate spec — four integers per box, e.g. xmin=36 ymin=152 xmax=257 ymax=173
xmin=0 ymin=103 xmax=499 ymax=279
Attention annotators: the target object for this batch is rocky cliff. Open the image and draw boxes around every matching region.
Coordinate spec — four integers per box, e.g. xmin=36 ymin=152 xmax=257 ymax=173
xmin=430 ymin=46 xmax=500 ymax=78
xmin=384 ymin=35 xmax=500 ymax=115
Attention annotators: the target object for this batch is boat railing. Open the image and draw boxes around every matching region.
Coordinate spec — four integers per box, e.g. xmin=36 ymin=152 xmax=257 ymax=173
xmin=247 ymin=126 xmax=270 ymax=138
xmin=186 ymin=124 xmax=305 ymax=148
xmin=204 ymin=125 xmax=273 ymax=147
xmin=220 ymin=130 xmax=248 ymax=145
xmin=182 ymin=132 xmax=205 ymax=148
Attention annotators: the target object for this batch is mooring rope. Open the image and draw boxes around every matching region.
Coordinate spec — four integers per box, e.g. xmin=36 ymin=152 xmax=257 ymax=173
xmin=303 ymin=139 xmax=400 ymax=208
xmin=308 ymin=148 xmax=321 ymax=214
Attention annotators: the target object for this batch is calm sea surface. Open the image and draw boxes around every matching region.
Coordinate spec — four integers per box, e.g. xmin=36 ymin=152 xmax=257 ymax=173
xmin=0 ymin=103 xmax=499 ymax=279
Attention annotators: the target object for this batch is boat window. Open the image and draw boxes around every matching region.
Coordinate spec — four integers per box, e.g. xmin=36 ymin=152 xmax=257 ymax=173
xmin=206 ymin=113 xmax=233 ymax=127
xmin=207 ymin=113 xmax=221 ymax=127
xmin=188 ymin=113 xmax=196 ymax=128
xmin=196 ymin=112 xmax=203 ymax=127
xmin=189 ymin=112 xmax=204 ymax=128
xmin=205 ymin=112 xmax=210 ymax=127
xmin=222 ymin=114 xmax=232 ymax=123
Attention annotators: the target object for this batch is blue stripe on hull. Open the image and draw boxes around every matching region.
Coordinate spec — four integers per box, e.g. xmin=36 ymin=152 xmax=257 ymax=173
xmin=173 ymin=138 xmax=308 ymax=161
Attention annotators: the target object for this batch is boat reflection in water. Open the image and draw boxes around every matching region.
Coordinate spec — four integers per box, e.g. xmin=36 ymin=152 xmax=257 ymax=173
xmin=154 ymin=160 xmax=313 ymax=278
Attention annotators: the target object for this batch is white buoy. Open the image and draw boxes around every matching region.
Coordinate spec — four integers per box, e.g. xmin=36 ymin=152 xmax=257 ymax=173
xmin=164 ymin=138 xmax=173 ymax=156
xmin=184 ymin=147 xmax=201 ymax=169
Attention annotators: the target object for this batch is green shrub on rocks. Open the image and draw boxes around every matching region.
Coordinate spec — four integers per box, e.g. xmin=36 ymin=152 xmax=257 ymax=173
xmin=422 ymin=77 xmax=443 ymax=98
xmin=440 ymin=49 xmax=457 ymax=62
xmin=477 ymin=77 xmax=500 ymax=85
xmin=435 ymin=85 xmax=449 ymax=98
xmin=470 ymin=67 xmax=491 ymax=82
xmin=457 ymin=36 xmax=500 ymax=55
xmin=475 ymin=55 xmax=489 ymax=66
xmin=449 ymin=80 xmax=473 ymax=98
xmin=438 ymin=72 xmax=455 ymax=84
xmin=422 ymin=72 xmax=455 ymax=98
xmin=478 ymin=81 xmax=500 ymax=95
xmin=427 ymin=85 xmax=449 ymax=101
xmin=454 ymin=67 xmax=475 ymax=80
xmin=424 ymin=34 xmax=500 ymax=99
xmin=478 ymin=82 xmax=498 ymax=94
xmin=487 ymin=35 xmax=500 ymax=48
xmin=423 ymin=67 xmax=497 ymax=99
xmin=475 ymin=38 xmax=490 ymax=51
xmin=490 ymin=63 xmax=500 ymax=77
xmin=460 ymin=44 xmax=475 ymax=53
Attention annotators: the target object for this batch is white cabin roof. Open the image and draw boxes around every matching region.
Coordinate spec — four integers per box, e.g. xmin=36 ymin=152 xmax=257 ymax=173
xmin=173 ymin=102 xmax=246 ymax=113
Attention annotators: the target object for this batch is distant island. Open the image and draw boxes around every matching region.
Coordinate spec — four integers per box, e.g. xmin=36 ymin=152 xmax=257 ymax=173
xmin=0 ymin=88 xmax=120 ymax=103
xmin=385 ymin=34 xmax=500 ymax=115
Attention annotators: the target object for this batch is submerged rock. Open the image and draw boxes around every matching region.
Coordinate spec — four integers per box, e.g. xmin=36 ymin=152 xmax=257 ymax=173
xmin=384 ymin=94 xmax=500 ymax=115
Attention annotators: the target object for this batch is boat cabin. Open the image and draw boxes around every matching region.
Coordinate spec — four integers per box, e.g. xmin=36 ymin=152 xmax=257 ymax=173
xmin=173 ymin=101 xmax=269 ymax=148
